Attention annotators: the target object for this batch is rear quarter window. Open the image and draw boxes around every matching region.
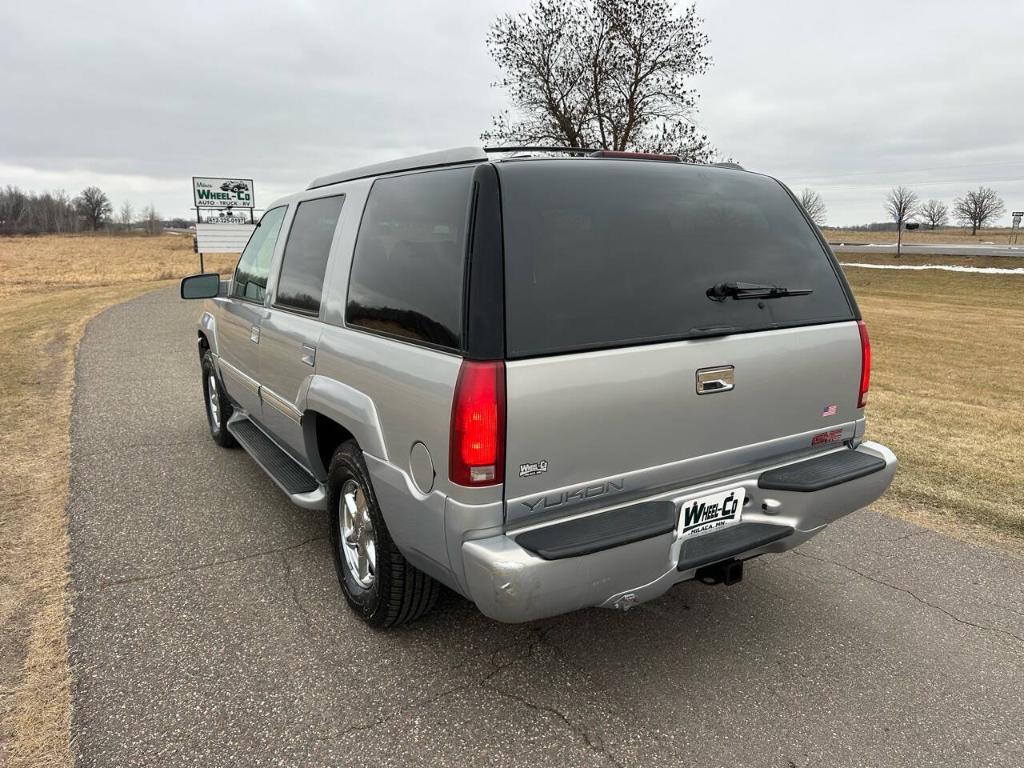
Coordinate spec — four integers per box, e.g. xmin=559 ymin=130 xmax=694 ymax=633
xmin=275 ymin=194 xmax=346 ymax=314
xmin=498 ymin=160 xmax=855 ymax=357
xmin=345 ymin=167 xmax=474 ymax=350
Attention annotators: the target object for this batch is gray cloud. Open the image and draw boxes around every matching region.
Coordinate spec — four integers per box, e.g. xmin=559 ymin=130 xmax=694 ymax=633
xmin=697 ymin=0 xmax=1024 ymax=224
xmin=3 ymin=0 xmax=1023 ymax=225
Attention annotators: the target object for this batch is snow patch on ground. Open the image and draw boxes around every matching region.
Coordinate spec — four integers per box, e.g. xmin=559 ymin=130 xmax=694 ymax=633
xmin=840 ymin=262 xmax=1024 ymax=275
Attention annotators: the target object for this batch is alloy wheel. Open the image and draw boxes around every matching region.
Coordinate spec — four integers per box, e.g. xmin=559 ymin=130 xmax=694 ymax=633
xmin=339 ymin=479 xmax=376 ymax=588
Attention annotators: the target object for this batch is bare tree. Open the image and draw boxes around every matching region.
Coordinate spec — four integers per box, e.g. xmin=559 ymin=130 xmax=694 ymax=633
xmin=53 ymin=190 xmax=78 ymax=233
xmin=919 ymin=199 xmax=948 ymax=230
xmin=75 ymin=186 xmax=112 ymax=230
xmin=29 ymin=191 xmax=62 ymax=232
xmin=884 ymin=186 xmax=920 ymax=257
xmin=799 ymin=188 xmax=827 ymax=226
xmin=953 ymin=187 xmax=1005 ymax=235
xmin=0 ymin=185 xmax=30 ymax=231
xmin=483 ymin=0 xmax=714 ymax=162
xmin=141 ymin=204 xmax=162 ymax=236
xmin=119 ymin=201 xmax=134 ymax=230
xmin=38 ymin=190 xmax=77 ymax=233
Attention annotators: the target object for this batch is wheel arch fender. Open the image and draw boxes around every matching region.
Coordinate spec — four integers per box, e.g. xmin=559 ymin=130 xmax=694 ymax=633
xmin=198 ymin=310 xmax=219 ymax=357
xmin=300 ymin=375 xmax=389 ymax=480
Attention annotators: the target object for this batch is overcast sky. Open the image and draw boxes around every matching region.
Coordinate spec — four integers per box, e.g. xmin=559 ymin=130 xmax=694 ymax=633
xmin=4 ymin=0 xmax=1023 ymax=225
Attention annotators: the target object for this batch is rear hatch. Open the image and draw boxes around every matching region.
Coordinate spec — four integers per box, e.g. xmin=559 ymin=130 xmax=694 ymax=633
xmin=496 ymin=159 xmax=863 ymax=526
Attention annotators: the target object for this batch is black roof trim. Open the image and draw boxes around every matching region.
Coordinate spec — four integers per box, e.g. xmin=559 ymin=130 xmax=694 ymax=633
xmin=484 ymin=146 xmax=598 ymax=155
xmin=308 ymin=147 xmax=487 ymax=190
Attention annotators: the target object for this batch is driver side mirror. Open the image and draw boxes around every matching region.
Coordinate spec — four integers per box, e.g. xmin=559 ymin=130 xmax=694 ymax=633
xmin=180 ymin=273 xmax=223 ymax=300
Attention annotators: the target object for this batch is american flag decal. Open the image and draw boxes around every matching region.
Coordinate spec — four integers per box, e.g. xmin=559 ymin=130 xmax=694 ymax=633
xmin=822 ymin=403 xmax=838 ymax=417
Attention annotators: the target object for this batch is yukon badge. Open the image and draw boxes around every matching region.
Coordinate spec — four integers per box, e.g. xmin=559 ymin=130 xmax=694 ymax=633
xmin=520 ymin=478 xmax=626 ymax=512
xmin=519 ymin=460 xmax=548 ymax=478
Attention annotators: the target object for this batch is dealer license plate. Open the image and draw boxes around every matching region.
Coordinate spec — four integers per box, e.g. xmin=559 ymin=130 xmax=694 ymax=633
xmin=677 ymin=486 xmax=745 ymax=539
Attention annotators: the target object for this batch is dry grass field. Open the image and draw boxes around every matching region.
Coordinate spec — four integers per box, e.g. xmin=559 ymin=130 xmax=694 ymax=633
xmin=823 ymin=226 xmax=1021 ymax=245
xmin=0 ymin=234 xmax=235 ymax=768
xmin=0 ymin=233 xmax=228 ymax=296
xmin=843 ymin=264 xmax=1024 ymax=546
xmin=0 ymin=234 xmax=1020 ymax=766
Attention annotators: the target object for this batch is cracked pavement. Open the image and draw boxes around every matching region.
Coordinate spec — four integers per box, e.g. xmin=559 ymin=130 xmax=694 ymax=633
xmin=69 ymin=288 xmax=1024 ymax=767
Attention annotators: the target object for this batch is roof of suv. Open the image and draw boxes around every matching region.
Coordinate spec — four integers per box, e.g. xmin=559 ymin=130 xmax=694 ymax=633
xmin=308 ymin=147 xmax=488 ymax=190
xmin=306 ymin=147 xmax=747 ymax=190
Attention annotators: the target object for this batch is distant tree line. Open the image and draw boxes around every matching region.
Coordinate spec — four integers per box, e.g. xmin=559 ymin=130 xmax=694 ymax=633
xmin=881 ymin=185 xmax=1006 ymax=244
xmin=0 ymin=186 xmax=79 ymax=234
xmin=797 ymin=184 xmax=1010 ymax=238
xmin=0 ymin=185 xmax=191 ymax=235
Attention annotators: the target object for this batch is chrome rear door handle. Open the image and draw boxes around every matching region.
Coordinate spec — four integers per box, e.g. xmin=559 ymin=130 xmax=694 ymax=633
xmin=696 ymin=366 xmax=734 ymax=394
xmin=301 ymin=345 xmax=316 ymax=367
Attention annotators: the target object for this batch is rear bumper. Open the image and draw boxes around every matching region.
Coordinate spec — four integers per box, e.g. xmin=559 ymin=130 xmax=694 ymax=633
xmin=462 ymin=441 xmax=896 ymax=623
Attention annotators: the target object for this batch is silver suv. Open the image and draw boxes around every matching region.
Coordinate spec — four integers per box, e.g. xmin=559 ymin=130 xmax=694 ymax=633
xmin=181 ymin=147 xmax=896 ymax=628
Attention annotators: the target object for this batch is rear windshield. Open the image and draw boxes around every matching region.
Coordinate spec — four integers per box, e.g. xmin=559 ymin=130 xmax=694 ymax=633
xmin=498 ymin=160 xmax=854 ymax=357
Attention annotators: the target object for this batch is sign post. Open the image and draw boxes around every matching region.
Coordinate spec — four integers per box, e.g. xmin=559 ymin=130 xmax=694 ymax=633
xmin=191 ymin=177 xmax=257 ymax=271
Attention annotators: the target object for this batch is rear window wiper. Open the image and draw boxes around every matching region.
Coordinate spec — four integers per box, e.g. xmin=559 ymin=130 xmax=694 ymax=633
xmin=706 ymin=281 xmax=813 ymax=302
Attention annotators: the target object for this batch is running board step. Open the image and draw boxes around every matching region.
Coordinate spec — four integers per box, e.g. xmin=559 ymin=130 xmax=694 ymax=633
xmin=515 ymin=501 xmax=676 ymax=560
xmin=227 ymin=417 xmax=325 ymax=508
xmin=758 ymin=447 xmax=886 ymax=492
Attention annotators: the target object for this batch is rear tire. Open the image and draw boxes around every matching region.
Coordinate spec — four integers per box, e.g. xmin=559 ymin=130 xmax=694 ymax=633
xmin=201 ymin=349 xmax=236 ymax=448
xmin=328 ymin=440 xmax=439 ymax=628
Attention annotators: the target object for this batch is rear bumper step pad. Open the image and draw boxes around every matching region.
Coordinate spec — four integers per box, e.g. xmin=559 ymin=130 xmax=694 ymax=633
xmin=227 ymin=418 xmax=319 ymax=494
xmin=677 ymin=522 xmax=793 ymax=571
xmin=757 ymin=447 xmax=886 ymax=492
xmin=515 ymin=446 xmax=887 ymax=565
xmin=515 ymin=501 xmax=676 ymax=561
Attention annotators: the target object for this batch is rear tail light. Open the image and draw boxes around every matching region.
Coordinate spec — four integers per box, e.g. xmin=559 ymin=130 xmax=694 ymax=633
xmin=857 ymin=320 xmax=871 ymax=408
xmin=449 ymin=360 xmax=505 ymax=486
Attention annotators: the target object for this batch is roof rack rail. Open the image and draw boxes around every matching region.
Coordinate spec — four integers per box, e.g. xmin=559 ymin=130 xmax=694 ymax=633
xmin=308 ymin=147 xmax=487 ymax=190
xmin=486 ymin=147 xmax=685 ymax=163
xmin=483 ymin=146 xmax=598 ymax=155
xmin=588 ymin=150 xmax=680 ymax=162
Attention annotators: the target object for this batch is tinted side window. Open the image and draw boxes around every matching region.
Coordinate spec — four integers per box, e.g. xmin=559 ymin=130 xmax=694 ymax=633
xmin=346 ymin=168 xmax=473 ymax=349
xmin=275 ymin=194 xmax=346 ymax=314
xmin=232 ymin=206 xmax=287 ymax=303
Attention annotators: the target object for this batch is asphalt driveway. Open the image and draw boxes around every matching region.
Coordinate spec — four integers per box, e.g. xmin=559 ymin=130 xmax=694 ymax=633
xmin=69 ymin=287 xmax=1024 ymax=767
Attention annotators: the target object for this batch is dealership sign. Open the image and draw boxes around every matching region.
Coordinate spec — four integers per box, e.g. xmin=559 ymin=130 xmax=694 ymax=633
xmin=192 ymin=177 xmax=254 ymax=209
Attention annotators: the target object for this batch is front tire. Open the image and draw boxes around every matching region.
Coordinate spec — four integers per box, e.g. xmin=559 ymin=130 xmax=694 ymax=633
xmin=201 ymin=349 xmax=236 ymax=448
xmin=328 ymin=440 xmax=439 ymax=628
